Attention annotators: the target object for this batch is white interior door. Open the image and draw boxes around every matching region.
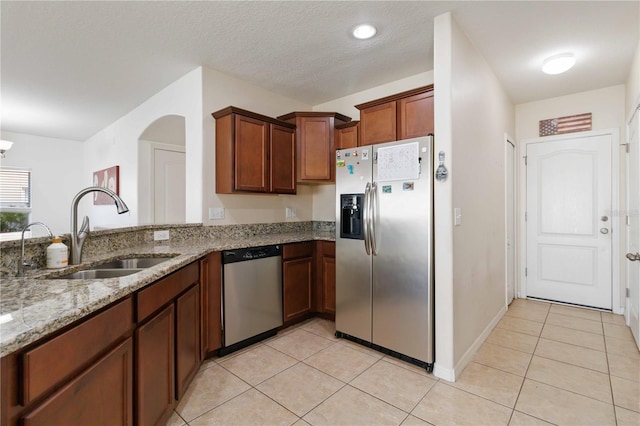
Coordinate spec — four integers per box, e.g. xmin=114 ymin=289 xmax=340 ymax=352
xmin=153 ymin=148 xmax=186 ymax=224
xmin=627 ymin=108 xmax=640 ymax=347
xmin=506 ymin=140 xmax=516 ymax=304
xmin=526 ymin=134 xmax=613 ymax=309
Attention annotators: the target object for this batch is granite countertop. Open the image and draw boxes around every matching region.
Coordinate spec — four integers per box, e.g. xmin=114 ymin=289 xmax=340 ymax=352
xmin=0 ymin=231 xmax=334 ymax=358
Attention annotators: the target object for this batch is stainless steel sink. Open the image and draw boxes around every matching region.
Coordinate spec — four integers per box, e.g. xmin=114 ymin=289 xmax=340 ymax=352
xmin=52 ymin=269 xmax=143 ymax=279
xmin=90 ymin=257 xmax=175 ymax=270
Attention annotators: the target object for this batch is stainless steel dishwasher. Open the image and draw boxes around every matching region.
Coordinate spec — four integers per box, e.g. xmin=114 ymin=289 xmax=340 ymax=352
xmin=220 ymin=244 xmax=283 ymax=356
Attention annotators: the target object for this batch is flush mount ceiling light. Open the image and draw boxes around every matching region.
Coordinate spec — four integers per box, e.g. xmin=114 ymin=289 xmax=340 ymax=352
xmin=542 ymin=53 xmax=576 ymax=75
xmin=353 ymin=24 xmax=377 ymax=40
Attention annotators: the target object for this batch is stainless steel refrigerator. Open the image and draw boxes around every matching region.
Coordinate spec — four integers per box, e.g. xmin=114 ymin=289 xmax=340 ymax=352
xmin=335 ymin=136 xmax=434 ymax=371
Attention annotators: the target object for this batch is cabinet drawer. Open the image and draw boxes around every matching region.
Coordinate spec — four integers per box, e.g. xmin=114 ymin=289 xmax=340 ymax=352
xmin=21 ymin=297 xmax=133 ymax=405
xmin=282 ymin=242 xmax=313 ymax=260
xmin=22 ymin=338 xmax=133 ymax=426
xmin=321 ymin=241 xmax=335 ymax=257
xmin=137 ymin=262 xmax=199 ymax=322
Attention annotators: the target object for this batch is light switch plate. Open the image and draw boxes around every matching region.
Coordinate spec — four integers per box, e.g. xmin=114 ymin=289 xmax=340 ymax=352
xmin=154 ymin=230 xmax=170 ymax=241
xmin=454 ymin=208 xmax=462 ymax=226
xmin=285 ymin=207 xmax=297 ymax=218
xmin=209 ymin=207 xmax=225 ymax=220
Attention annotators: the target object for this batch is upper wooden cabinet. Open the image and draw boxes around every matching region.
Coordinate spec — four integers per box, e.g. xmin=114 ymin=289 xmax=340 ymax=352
xmin=212 ymin=106 xmax=296 ymax=194
xmin=335 ymin=121 xmax=359 ymax=150
xmin=277 ymin=112 xmax=351 ymax=182
xmin=356 ymin=85 xmax=434 ymax=146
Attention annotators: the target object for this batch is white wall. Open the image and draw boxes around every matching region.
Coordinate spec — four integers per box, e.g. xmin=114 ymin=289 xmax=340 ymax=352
xmin=83 ymin=67 xmax=203 ymax=229
xmin=0 ymin=131 xmax=83 ymax=236
xmin=201 ymin=67 xmax=314 ymax=225
xmin=516 ymin=85 xmax=626 ymax=141
xmin=309 ymin=71 xmax=435 ymax=221
xmin=626 ymin=41 xmax=640 ymax=121
xmin=434 ymin=12 xmax=515 ymax=380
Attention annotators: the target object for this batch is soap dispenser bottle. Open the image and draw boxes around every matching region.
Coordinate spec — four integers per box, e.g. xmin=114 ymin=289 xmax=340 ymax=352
xmin=46 ymin=237 xmax=69 ymax=269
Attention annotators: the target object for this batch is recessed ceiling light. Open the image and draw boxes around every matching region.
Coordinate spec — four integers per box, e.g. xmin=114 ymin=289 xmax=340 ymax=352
xmin=542 ymin=53 xmax=576 ymax=75
xmin=353 ymin=24 xmax=377 ymax=40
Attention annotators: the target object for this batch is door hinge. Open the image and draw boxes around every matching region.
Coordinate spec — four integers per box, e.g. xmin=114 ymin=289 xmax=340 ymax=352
xmin=524 ymin=156 xmax=528 ymax=165
xmin=627 ymin=215 xmax=631 ymax=226
xmin=525 ymin=267 xmax=528 ymax=277
xmin=626 ymin=288 xmax=630 ymax=298
xmin=525 ymin=212 xmax=528 ymax=221
xmin=621 ymin=143 xmax=630 ymax=153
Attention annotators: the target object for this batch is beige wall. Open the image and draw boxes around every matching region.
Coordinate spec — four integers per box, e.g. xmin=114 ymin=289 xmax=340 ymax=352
xmin=626 ymin=42 xmax=640 ymax=121
xmin=310 ymin=71 xmax=435 ymax=221
xmin=434 ymin=12 xmax=515 ymax=380
xmin=516 ymin=85 xmax=626 ymax=142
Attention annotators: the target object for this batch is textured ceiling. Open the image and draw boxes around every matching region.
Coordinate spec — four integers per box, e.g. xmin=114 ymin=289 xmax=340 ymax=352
xmin=1 ymin=1 xmax=638 ymax=141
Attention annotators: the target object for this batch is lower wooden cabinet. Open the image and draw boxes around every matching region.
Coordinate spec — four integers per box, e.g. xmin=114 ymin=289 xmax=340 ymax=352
xmin=200 ymin=252 xmax=222 ymax=359
xmin=176 ymin=284 xmax=200 ymax=400
xmin=315 ymin=241 xmax=336 ymax=318
xmin=22 ymin=338 xmax=133 ymax=426
xmin=136 ymin=304 xmax=175 ymax=426
xmin=282 ymin=242 xmax=314 ymax=323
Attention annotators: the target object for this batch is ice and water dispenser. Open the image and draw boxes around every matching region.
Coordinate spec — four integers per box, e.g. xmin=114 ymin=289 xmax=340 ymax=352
xmin=340 ymin=194 xmax=364 ymax=240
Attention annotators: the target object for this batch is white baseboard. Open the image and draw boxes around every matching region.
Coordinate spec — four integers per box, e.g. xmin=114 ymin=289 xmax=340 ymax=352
xmin=434 ymin=305 xmax=507 ymax=383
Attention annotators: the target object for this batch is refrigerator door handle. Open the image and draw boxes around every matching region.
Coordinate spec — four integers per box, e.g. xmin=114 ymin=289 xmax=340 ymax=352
xmin=363 ymin=182 xmax=371 ymax=255
xmin=370 ymin=182 xmax=378 ymax=256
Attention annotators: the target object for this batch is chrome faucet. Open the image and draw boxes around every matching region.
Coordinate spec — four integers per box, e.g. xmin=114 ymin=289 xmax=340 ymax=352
xmin=18 ymin=222 xmax=54 ymax=276
xmin=70 ymin=186 xmax=129 ymax=265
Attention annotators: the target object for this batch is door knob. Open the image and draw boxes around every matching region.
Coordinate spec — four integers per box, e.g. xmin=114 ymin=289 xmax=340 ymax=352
xmin=627 ymin=253 xmax=640 ymax=262
xmin=601 ymin=216 xmax=609 ymax=222
xmin=600 ymin=228 xmax=609 ymax=234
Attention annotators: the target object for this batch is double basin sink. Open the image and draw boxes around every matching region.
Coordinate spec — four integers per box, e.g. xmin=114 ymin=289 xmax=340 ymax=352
xmin=49 ymin=256 xmax=176 ymax=280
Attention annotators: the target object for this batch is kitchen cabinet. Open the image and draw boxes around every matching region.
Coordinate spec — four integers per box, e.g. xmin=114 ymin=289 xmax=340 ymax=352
xmin=315 ymin=241 xmax=335 ymax=319
xmin=21 ymin=338 xmax=134 ymax=426
xmin=1 ymin=298 xmax=134 ymax=426
xmin=213 ymin=106 xmax=296 ymax=194
xmin=356 ymin=85 xmax=434 ymax=145
xmin=282 ymin=242 xmax=314 ymax=324
xmin=176 ymin=284 xmax=200 ymax=400
xmin=277 ymin=112 xmax=351 ymax=182
xmin=335 ymin=121 xmax=359 ymax=149
xmin=136 ymin=262 xmax=199 ymax=426
xmin=200 ymin=252 xmax=222 ymax=359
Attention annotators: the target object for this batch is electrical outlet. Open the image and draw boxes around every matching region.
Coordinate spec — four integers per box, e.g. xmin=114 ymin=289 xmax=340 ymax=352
xmin=209 ymin=207 xmax=225 ymax=220
xmin=285 ymin=207 xmax=297 ymax=218
xmin=154 ymin=230 xmax=170 ymax=241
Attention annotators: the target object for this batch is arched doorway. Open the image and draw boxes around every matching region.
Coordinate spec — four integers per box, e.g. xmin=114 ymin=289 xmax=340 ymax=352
xmin=138 ymin=115 xmax=186 ymax=224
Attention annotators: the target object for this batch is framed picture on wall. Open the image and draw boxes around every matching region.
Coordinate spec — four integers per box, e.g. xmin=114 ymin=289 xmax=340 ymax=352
xmin=93 ymin=165 xmax=120 ymax=205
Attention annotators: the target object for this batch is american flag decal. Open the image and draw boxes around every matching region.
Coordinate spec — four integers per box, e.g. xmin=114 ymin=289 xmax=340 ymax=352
xmin=539 ymin=113 xmax=592 ymax=137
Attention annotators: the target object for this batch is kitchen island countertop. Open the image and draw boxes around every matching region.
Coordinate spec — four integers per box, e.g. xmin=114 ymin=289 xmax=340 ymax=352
xmin=0 ymin=231 xmax=334 ymax=358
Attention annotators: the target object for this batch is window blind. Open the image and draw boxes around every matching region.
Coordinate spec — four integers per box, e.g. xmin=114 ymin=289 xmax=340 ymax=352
xmin=0 ymin=168 xmax=31 ymax=208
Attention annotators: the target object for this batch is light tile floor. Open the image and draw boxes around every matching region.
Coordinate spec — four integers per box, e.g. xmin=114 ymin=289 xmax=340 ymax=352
xmin=168 ymin=299 xmax=640 ymax=425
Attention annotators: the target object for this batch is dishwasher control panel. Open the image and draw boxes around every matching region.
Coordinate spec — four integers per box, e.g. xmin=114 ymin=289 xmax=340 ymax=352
xmin=222 ymin=245 xmax=282 ymax=264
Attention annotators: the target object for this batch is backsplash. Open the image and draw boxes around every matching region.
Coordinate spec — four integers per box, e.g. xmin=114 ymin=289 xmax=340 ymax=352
xmin=0 ymin=221 xmax=334 ymax=277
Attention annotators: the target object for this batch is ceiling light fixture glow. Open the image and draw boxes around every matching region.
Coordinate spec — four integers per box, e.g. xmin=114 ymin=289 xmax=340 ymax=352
xmin=542 ymin=53 xmax=576 ymax=75
xmin=353 ymin=24 xmax=377 ymax=40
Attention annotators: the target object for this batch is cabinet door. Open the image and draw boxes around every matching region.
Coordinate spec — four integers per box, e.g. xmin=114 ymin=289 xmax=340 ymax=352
xmin=398 ymin=90 xmax=434 ymax=140
xmin=235 ymin=115 xmax=269 ymax=192
xmin=22 ymin=338 xmax=133 ymax=426
xmin=298 ymin=116 xmax=333 ymax=181
xmin=200 ymin=252 xmax=222 ymax=359
xmin=322 ymin=255 xmax=336 ymax=315
xmin=360 ymin=101 xmax=397 ymax=145
xmin=136 ymin=304 xmax=175 ymax=426
xmin=176 ymin=284 xmax=200 ymax=400
xmin=270 ymin=123 xmax=296 ymax=193
xmin=283 ymin=257 xmax=313 ymax=321
xmin=336 ymin=125 xmax=359 ymax=149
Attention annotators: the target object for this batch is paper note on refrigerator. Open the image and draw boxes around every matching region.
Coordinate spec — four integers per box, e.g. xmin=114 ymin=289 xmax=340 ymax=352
xmin=376 ymin=142 xmax=420 ymax=181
